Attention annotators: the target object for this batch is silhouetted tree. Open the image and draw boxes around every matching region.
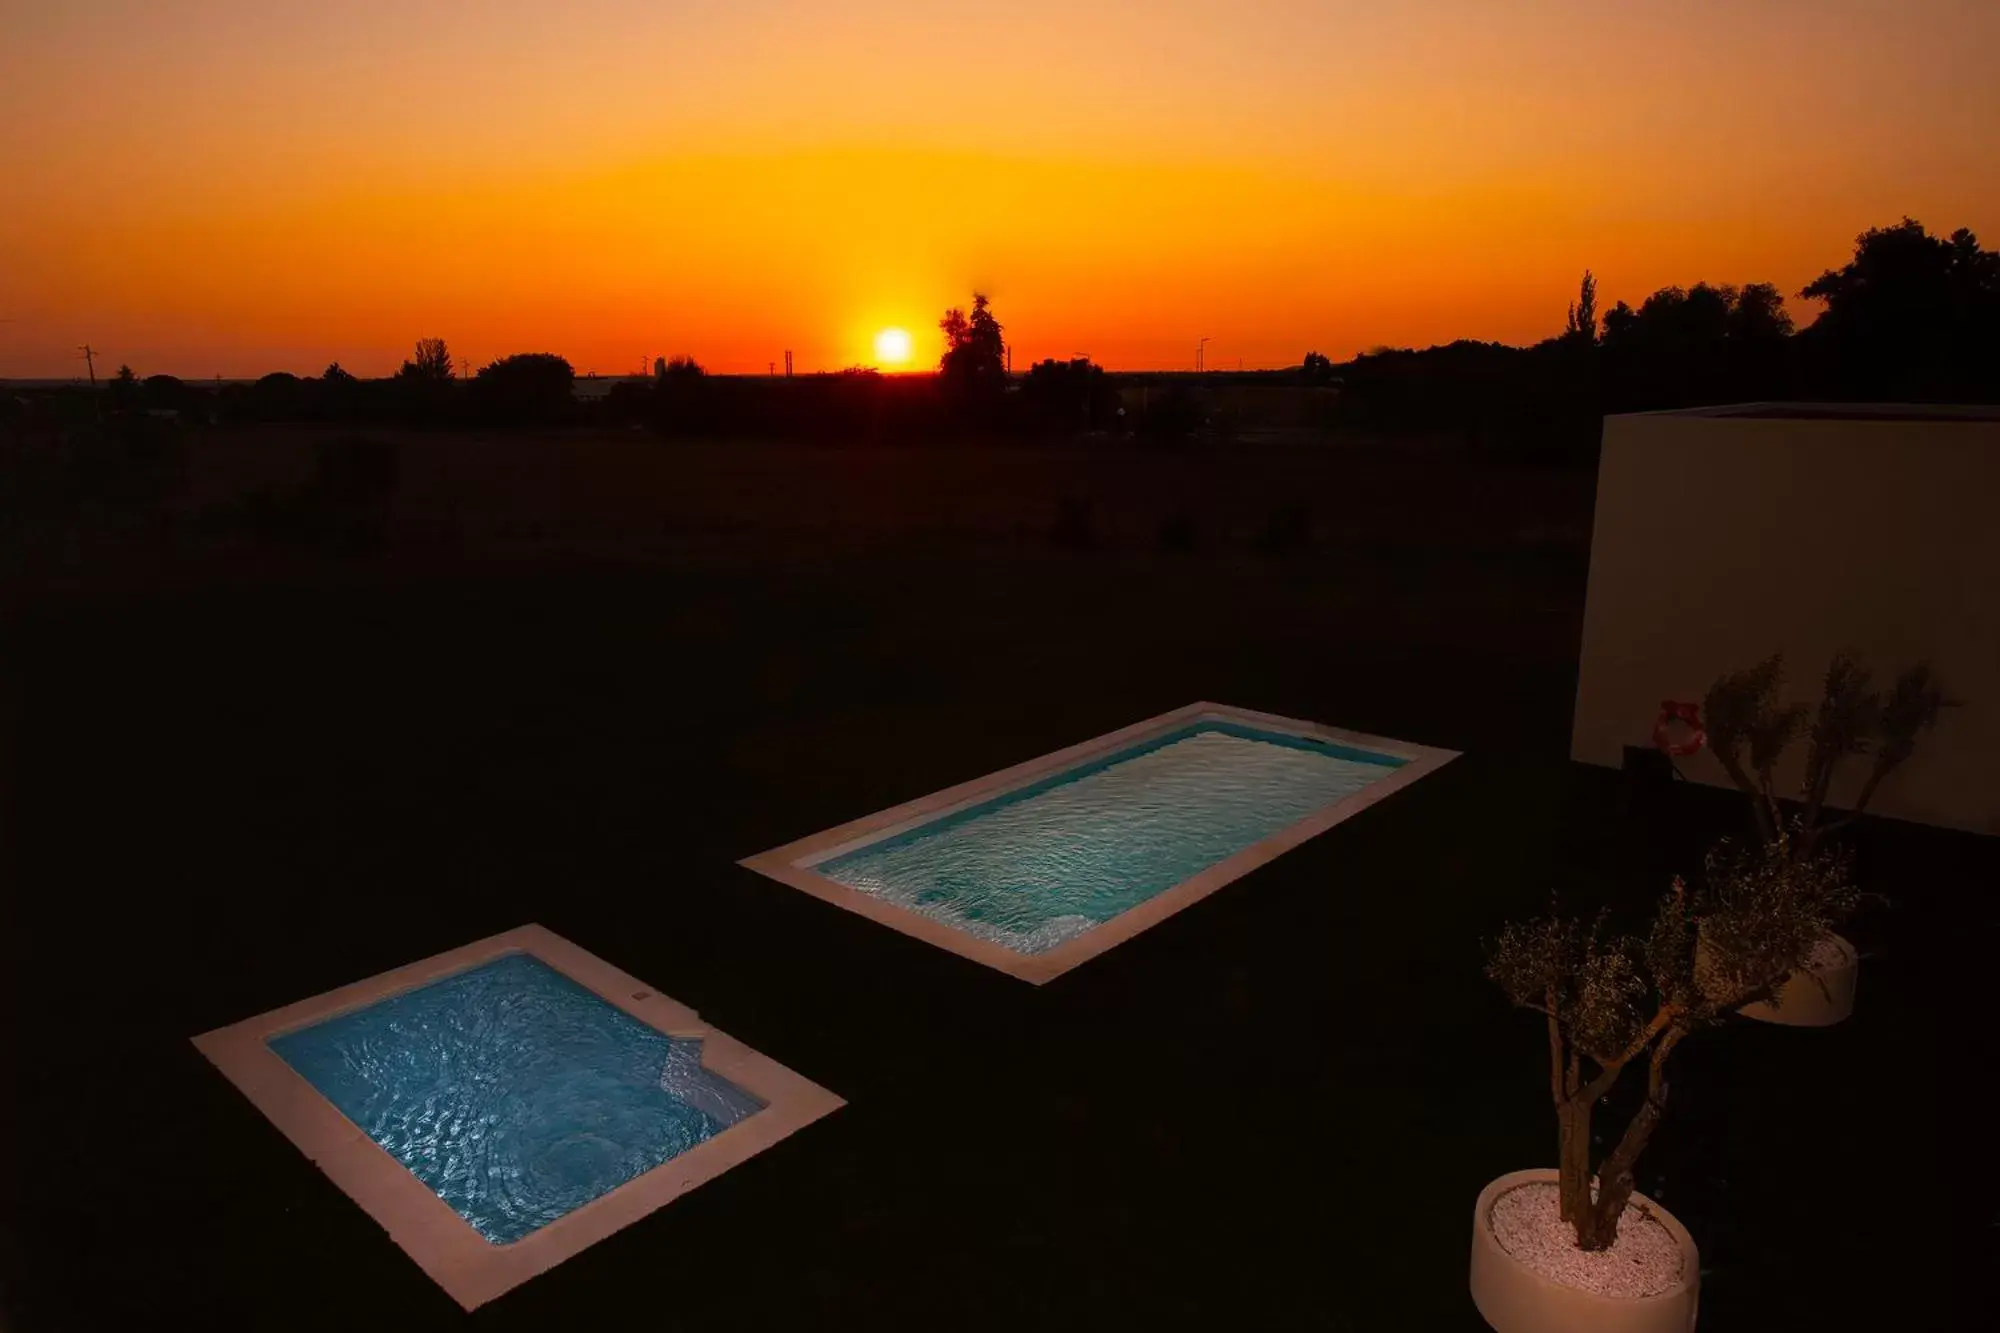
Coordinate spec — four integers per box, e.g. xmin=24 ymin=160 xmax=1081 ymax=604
xmin=1639 ymin=284 xmax=1729 ymax=345
xmin=1727 ymin=282 xmax=1794 ymax=342
xmin=939 ymin=309 xmax=968 ymax=359
xmin=939 ymin=293 xmax=1006 ymax=395
xmin=1563 ymin=269 xmax=1599 ymax=344
xmin=396 ymin=337 xmax=454 ymax=383
xmin=1798 ymin=217 xmax=2000 ymax=401
xmin=322 ymin=362 xmax=355 ymax=384
xmin=391 ymin=337 xmax=459 ymax=425
xmin=1301 ymin=350 xmax=1336 ymax=382
xmin=469 ymin=352 xmax=575 ymax=426
xmin=1597 ymin=280 xmax=1798 ymax=409
xmin=107 ymin=365 xmax=139 ymax=411
xmin=652 ymin=355 xmax=716 ymax=437
xmin=1600 ymin=300 xmax=1637 ymax=345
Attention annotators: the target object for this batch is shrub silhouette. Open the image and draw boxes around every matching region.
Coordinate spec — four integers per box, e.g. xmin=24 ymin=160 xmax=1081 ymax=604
xmin=652 ymin=356 xmax=719 ymax=437
xmin=248 ymin=372 xmax=306 ymax=421
xmin=1022 ymin=357 xmax=1116 ymax=435
xmin=470 ymin=353 xmax=576 ymax=426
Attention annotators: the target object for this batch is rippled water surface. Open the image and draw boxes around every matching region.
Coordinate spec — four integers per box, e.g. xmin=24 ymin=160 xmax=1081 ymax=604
xmin=817 ymin=722 xmax=1403 ymax=954
xmin=270 ymin=953 xmax=763 ymax=1244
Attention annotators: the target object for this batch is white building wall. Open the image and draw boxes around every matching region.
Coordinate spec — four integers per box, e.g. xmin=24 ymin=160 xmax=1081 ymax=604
xmin=1571 ymin=406 xmax=2000 ymax=836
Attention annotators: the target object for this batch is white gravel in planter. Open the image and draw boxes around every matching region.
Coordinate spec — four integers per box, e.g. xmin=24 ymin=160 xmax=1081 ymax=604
xmin=1489 ymin=1182 xmax=1683 ymax=1299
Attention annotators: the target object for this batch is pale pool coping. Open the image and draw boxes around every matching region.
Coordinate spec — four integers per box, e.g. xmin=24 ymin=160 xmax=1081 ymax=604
xmin=739 ymin=701 xmax=1460 ymax=984
xmin=191 ymin=923 xmax=844 ymax=1312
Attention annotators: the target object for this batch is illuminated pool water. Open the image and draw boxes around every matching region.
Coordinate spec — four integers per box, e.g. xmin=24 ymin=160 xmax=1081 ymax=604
xmin=815 ymin=721 xmax=1405 ymax=955
xmin=269 ymin=952 xmax=764 ymax=1244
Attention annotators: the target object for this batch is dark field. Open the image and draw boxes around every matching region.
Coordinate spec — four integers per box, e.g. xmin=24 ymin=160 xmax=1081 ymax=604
xmin=1 ymin=429 xmax=1988 ymax=1330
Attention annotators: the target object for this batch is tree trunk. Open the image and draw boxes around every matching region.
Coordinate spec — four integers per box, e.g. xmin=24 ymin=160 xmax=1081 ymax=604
xmin=1556 ymin=1100 xmax=1594 ymax=1239
xmin=1566 ymin=1034 xmax=1679 ymax=1251
xmin=1572 ymin=1190 xmax=1621 ymax=1249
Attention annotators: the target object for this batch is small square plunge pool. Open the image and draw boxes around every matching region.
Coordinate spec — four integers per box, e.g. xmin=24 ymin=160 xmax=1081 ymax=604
xmin=193 ymin=925 xmax=842 ymax=1310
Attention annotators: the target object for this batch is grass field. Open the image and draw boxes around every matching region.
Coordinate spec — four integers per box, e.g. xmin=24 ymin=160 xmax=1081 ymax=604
xmin=1 ymin=426 xmax=1985 ymax=1330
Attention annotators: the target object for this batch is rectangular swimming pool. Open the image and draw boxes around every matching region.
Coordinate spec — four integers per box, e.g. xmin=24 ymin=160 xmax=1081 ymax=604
xmin=194 ymin=925 xmax=842 ymax=1310
xmin=741 ymin=702 xmax=1457 ymax=983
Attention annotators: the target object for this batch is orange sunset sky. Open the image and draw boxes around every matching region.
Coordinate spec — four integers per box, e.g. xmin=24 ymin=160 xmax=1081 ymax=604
xmin=3 ymin=0 xmax=1996 ymax=379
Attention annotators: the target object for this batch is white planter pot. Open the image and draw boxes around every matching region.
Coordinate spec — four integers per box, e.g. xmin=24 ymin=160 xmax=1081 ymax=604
xmin=1695 ymin=928 xmax=1857 ymax=1027
xmin=1469 ymin=1169 xmax=1699 ymax=1333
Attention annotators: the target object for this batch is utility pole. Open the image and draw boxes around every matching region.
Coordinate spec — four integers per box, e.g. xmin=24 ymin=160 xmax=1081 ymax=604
xmin=784 ymin=349 xmax=793 ymax=377
xmin=78 ymin=344 xmax=103 ymax=421
xmin=1197 ymin=337 xmax=1210 ymax=373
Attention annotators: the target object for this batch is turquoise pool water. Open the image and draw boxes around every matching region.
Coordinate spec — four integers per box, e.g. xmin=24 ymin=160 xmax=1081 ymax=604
xmin=269 ymin=952 xmax=764 ymax=1244
xmin=815 ymin=721 xmax=1404 ymax=954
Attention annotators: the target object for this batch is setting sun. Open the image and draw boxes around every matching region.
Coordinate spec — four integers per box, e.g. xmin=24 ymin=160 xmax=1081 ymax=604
xmin=874 ymin=328 xmax=913 ymax=367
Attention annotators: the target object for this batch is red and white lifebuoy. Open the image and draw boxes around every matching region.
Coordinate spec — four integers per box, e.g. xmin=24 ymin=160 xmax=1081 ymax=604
xmin=1653 ymin=700 xmax=1707 ymax=757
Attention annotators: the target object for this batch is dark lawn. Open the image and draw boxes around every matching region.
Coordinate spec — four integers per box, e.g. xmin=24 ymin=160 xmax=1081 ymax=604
xmin=0 ymin=449 xmax=1990 ymax=1331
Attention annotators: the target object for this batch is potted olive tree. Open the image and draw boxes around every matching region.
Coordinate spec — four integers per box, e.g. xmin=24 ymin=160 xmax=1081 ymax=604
xmin=1683 ymin=652 xmax=1952 ymax=1024
xmin=1470 ymin=831 xmax=1857 ymax=1333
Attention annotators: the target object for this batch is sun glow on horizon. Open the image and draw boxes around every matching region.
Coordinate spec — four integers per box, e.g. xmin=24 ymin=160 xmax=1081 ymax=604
xmin=873 ymin=327 xmax=914 ymax=367
xmin=1 ymin=4 xmax=1995 ymax=377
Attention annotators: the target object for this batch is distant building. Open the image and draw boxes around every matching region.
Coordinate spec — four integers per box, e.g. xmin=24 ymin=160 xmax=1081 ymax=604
xmin=570 ymin=377 xmax=646 ymax=403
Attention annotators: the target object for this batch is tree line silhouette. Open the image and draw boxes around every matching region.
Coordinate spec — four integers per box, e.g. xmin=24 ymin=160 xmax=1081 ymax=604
xmin=9 ymin=215 xmax=1995 ymax=462
xmin=1328 ymin=217 xmax=2000 ymax=462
